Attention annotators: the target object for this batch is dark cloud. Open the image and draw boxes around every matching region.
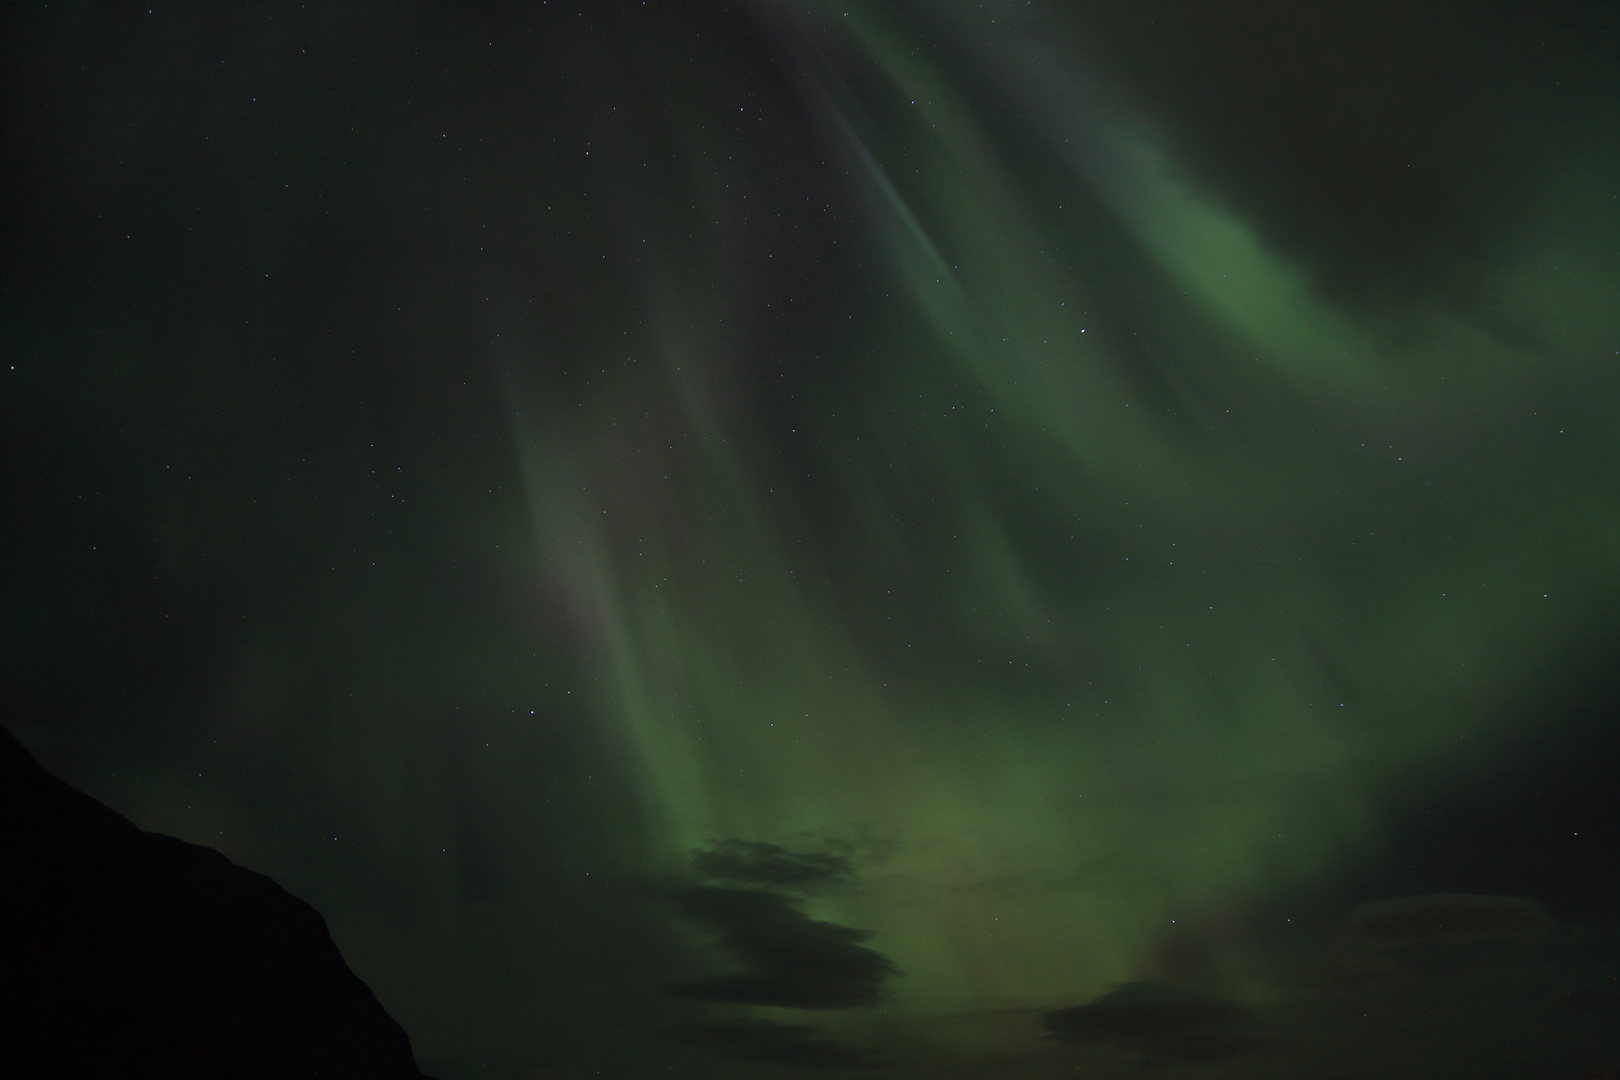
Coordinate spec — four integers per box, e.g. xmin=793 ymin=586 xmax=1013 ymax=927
xmin=691 ymin=840 xmax=853 ymax=894
xmin=667 ymin=1019 xmax=879 ymax=1072
xmin=663 ymin=887 xmax=897 ymax=1009
xmin=1341 ymin=893 xmax=1552 ymax=947
xmin=1042 ymin=982 xmax=1262 ymax=1060
xmin=1054 ymin=1 xmax=1619 ymax=313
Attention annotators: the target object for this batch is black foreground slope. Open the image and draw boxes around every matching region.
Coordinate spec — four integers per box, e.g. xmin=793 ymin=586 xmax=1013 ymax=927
xmin=0 ymin=725 xmax=431 ymax=1079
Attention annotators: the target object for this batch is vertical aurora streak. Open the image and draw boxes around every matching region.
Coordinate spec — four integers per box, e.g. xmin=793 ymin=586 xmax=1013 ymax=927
xmin=497 ymin=0 xmax=1617 ymax=1024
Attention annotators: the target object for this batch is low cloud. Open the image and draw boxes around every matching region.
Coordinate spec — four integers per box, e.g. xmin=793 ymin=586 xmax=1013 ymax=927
xmin=1340 ymin=893 xmax=1552 ymax=947
xmin=691 ymin=840 xmax=853 ymax=894
xmin=663 ymin=886 xmax=898 ymax=1009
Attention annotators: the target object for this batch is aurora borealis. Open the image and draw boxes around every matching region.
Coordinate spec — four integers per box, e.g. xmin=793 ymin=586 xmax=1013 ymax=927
xmin=4 ymin=2 xmax=1617 ymax=1076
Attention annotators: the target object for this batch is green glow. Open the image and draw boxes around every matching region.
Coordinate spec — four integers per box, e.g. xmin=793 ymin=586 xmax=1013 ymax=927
xmin=8 ymin=2 xmax=1613 ymax=1073
xmin=495 ymin=0 xmax=1619 ymax=1021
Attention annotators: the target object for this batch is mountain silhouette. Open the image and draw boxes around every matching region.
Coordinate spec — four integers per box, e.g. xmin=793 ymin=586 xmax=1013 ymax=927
xmin=0 ymin=724 xmax=431 ymax=1078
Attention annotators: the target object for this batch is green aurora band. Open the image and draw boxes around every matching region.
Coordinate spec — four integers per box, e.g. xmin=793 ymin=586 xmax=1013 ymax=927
xmin=496 ymin=0 xmax=1616 ymax=1033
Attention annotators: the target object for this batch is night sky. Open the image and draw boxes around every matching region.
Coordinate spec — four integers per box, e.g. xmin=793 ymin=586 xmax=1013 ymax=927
xmin=4 ymin=3 xmax=1617 ymax=1077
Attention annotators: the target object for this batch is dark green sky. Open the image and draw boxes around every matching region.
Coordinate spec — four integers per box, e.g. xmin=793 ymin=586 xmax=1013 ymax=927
xmin=4 ymin=2 xmax=1617 ymax=1076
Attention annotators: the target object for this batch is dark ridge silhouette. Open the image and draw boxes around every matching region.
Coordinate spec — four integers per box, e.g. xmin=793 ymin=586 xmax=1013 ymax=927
xmin=1042 ymin=982 xmax=1264 ymax=1060
xmin=668 ymin=1018 xmax=880 ymax=1071
xmin=0 ymin=724 xmax=432 ymax=1079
